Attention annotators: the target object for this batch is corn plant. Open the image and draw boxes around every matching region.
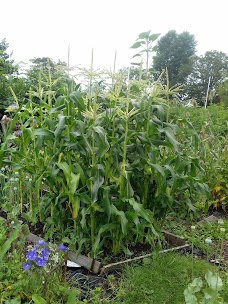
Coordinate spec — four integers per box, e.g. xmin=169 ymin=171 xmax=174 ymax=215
xmin=0 ymin=63 xmax=209 ymax=258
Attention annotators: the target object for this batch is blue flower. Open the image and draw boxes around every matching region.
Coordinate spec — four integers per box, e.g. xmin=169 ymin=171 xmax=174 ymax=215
xmin=15 ymin=130 xmax=22 ymax=137
xmin=41 ymin=248 xmax=50 ymax=261
xmin=23 ymin=261 xmax=31 ymax=270
xmin=38 ymin=240 xmax=45 ymax=246
xmin=41 ymin=253 xmax=49 ymax=261
xmin=26 ymin=250 xmax=38 ymax=261
xmin=59 ymin=244 xmax=67 ymax=252
xmin=35 ymin=257 xmax=47 ymax=267
xmin=41 ymin=247 xmax=50 ymax=254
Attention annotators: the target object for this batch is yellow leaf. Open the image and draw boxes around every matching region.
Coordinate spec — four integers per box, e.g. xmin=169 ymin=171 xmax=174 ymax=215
xmin=72 ymin=196 xmax=80 ymax=219
xmin=220 ymin=196 xmax=227 ymax=201
xmin=214 ymin=185 xmax=222 ymax=192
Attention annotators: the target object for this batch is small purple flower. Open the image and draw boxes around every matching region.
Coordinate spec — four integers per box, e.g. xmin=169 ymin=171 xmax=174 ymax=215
xmin=41 ymin=248 xmax=50 ymax=261
xmin=26 ymin=249 xmax=38 ymax=261
xmin=33 ymin=118 xmax=37 ymax=123
xmin=41 ymin=247 xmax=50 ymax=254
xmin=15 ymin=130 xmax=22 ymax=137
xmin=59 ymin=244 xmax=67 ymax=252
xmin=11 ymin=104 xmax=17 ymax=107
xmin=41 ymin=253 xmax=50 ymax=261
xmin=23 ymin=261 xmax=31 ymax=270
xmin=35 ymin=257 xmax=47 ymax=267
xmin=38 ymin=240 xmax=45 ymax=246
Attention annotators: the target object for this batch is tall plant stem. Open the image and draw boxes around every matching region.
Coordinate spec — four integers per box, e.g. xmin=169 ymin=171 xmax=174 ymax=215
xmin=88 ymin=49 xmax=94 ymax=108
xmin=19 ymin=180 xmax=23 ymax=214
xmin=112 ymin=50 xmax=117 ymax=88
xmin=120 ymin=70 xmax=131 ymax=198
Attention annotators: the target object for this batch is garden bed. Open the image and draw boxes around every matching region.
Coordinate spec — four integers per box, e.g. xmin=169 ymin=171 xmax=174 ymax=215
xmin=25 ymin=225 xmax=189 ymax=275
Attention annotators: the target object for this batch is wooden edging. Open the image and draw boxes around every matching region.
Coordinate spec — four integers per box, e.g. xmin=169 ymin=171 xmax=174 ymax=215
xmin=162 ymin=230 xmax=186 ymax=246
xmin=26 ymin=231 xmax=102 ymax=274
xmin=100 ymin=244 xmax=190 ymax=276
xmin=1 ymin=215 xmax=188 ymax=275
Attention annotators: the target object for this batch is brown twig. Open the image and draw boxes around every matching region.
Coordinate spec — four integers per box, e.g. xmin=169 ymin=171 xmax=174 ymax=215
xmin=42 ymin=260 xmax=64 ymax=298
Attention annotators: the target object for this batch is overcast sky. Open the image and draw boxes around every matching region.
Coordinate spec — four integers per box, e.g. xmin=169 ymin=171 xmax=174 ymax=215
xmin=1 ymin=0 xmax=227 ymax=70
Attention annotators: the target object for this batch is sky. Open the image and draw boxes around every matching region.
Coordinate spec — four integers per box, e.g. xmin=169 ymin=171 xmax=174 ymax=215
xmin=1 ymin=0 xmax=227 ymax=71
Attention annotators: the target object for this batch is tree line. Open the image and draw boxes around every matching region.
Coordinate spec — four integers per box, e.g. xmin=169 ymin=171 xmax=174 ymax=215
xmin=1 ymin=30 xmax=228 ymax=112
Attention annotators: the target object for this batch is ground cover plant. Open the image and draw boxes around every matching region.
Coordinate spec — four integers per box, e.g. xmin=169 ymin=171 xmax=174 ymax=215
xmin=99 ymin=253 xmax=228 ymax=304
xmin=0 ymin=217 xmax=77 ymax=303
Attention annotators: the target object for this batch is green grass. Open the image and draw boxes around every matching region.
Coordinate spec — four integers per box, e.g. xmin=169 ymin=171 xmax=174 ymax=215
xmin=107 ymin=252 xmax=228 ymax=304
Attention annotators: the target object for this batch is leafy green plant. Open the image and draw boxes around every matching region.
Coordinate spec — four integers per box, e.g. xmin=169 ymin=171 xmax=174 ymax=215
xmin=130 ymin=30 xmax=160 ymax=77
xmin=170 ymin=103 xmax=228 ymax=213
xmin=184 ymin=271 xmax=227 ymax=304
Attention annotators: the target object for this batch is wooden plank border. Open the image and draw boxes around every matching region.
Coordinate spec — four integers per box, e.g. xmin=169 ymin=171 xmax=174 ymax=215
xmin=0 ymin=216 xmax=189 ymax=275
xmin=26 ymin=231 xmax=102 ymax=274
xmin=162 ymin=230 xmax=186 ymax=246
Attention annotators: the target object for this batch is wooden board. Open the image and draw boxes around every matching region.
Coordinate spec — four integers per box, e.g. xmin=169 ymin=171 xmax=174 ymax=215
xmin=0 ymin=215 xmax=189 ymax=275
xmin=26 ymin=231 xmax=102 ymax=274
xmin=162 ymin=230 xmax=186 ymax=246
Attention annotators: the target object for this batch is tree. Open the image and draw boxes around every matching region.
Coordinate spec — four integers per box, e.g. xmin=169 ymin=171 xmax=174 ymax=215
xmin=186 ymin=51 xmax=228 ymax=102
xmin=153 ymin=30 xmax=197 ymax=88
xmin=26 ymin=57 xmax=70 ymax=92
xmin=217 ymin=80 xmax=228 ymax=105
xmin=0 ymin=38 xmax=16 ymax=105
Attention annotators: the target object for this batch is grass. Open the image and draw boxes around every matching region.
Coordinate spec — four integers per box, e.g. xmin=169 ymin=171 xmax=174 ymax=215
xmin=103 ymin=252 xmax=228 ymax=304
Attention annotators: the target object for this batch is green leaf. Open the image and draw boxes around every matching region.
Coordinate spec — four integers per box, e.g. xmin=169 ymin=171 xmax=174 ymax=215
xmin=70 ymin=172 xmax=80 ymax=195
xmin=127 ymin=198 xmax=151 ymax=222
xmin=66 ymin=288 xmax=78 ymax=304
xmin=205 ymin=271 xmax=223 ymax=291
xmin=138 ymin=30 xmax=151 ymax=39
xmin=184 ymin=288 xmax=198 ymax=304
xmin=111 ymin=205 xmax=128 ymax=234
xmin=159 ymin=128 xmax=179 ymax=150
xmin=54 ymin=114 xmax=65 ymax=137
xmin=132 ymin=53 xmax=142 ymax=59
xmin=48 ymin=104 xmax=66 ymax=114
xmin=150 ymin=163 xmax=165 ymax=178
xmin=102 ymin=186 xmax=112 ymax=221
xmin=149 ymin=33 xmax=160 ymax=41
xmin=0 ymin=226 xmax=21 ymax=260
xmin=5 ymin=134 xmax=17 ymax=141
xmin=91 ymin=165 xmax=104 ymax=203
xmin=130 ymin=41 xmax=144 ymax=49
xmin=74 ymin=163 xmax=85 ymax=185
xmin=93 ymin=126 xmax=110 ymax=157
xmin=93 ymin=223 xmax=117 ymax=255
xmin=186 ymin=200 xmax=197 ymax=212
xmin=32 ymin=295 xmax=47 ymax=304
xmin=34 ymin=128 xmax=54 ymax=139
xmin=72 ymin=196 xmax=80 ymax=219
xmin=152 ymin=45 xmax=159 ymax=52
xmin=57 ymin=162 xmax=71 ymax=183
xmin=4 ymin=298 xmax=21 ymax=304
xmin=131 ymin=62 xmax=141 ymax=66
xmin=69 ymin=90 xmax=85 ymax=118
